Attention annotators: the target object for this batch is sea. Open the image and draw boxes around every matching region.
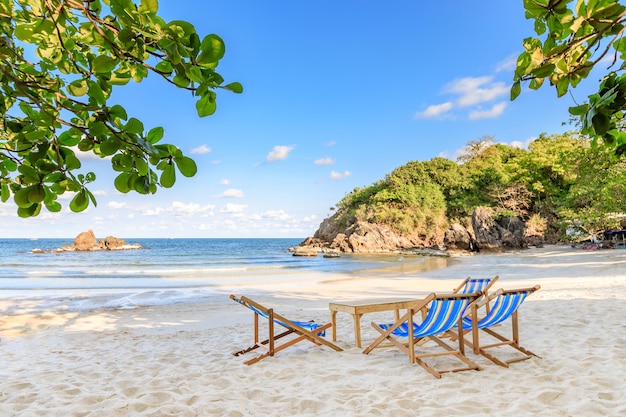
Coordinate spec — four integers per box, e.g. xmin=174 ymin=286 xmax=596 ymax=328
xmin=0 ymin=238 xmax=448 ymax=314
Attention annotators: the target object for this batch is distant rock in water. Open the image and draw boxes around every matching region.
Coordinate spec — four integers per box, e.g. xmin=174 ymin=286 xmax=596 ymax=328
xmin=32 ymin=230 xmax=142 ymax=253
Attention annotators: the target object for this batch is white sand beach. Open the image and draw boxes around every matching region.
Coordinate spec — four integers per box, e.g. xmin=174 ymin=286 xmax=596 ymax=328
xmin=1 ymin=245 xmax=626 ymax=416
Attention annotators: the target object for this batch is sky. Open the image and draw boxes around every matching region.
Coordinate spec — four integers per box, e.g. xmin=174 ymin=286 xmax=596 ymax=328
xmin=1 ymin=1 xmax=607 ymax=239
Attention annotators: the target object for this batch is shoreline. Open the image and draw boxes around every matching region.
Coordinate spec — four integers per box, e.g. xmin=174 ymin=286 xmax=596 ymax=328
xmin=2 ymin=245 xmax=626 ymax=416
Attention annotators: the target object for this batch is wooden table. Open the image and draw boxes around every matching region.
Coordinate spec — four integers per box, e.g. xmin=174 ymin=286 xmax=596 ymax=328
xmin=329 ymin=299 xmax=418 ymax=348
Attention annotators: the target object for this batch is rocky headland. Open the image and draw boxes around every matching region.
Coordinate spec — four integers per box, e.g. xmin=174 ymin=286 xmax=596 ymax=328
xmin=292 ymin=206 xmax=538 ymax=256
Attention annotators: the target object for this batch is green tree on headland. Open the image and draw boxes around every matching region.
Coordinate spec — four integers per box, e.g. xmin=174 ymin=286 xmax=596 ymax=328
xmin=513 ymin=0 xmax=626 ymax=154
xmin=0 ymin=0 xmax=241 ymax=217
xmin=331 ymin=133 xmax=626 ymax=243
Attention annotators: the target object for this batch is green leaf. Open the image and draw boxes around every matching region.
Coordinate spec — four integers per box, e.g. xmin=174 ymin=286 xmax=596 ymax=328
xmin=69 ymin=190 xmax=89 ymax=212
xmin=1 ymin=183 xmax=10 ymax=202
xmin=28 ymin=184 xmax=45 ymax=203
xmin=14 ymin=187 xmax=33 ymax=208
xmin=197 ymin=34 xmax=225 ymax=66
xmin=17 ymin=204 xmax=41 ymax=218
xmin=160 ymin=163 xmax=176 ymax=188
xmin=569 ymin=104 xmax=588 ymax=116
xmin=139 ymin=0 xmax=159 ymax=13
xmin=114 ymin=172 xmax=132 ymax=193
xmin=18 ymin=164 xmax=39 ymax=181
xmin=58 ymin=130 xmax=82 ymax=146
xmin=67 ymin=79 xmax=88 ymax=96
xmin=45 ymin=200 xmax=62 ymax=212
xmin=135 ymin=158 xmax=149 ymax=176
xmin=147 ymin=126 xmax=164 ymax=144
xmin=109 ymin=104 xmax=128 ymax=121
xmin=224 ymin=82 xmax=243 ymax=93
xmin=92 ymin=55 xmax=118 ymax=74
xmin=125 ymin=118 xmax=144 ymax=134
xmin=510 ymin=81 xmax=522 ymax=100
xmin=174 ymin=156 xmax=197 ymax=177
xmin=100 ymin=138 xmax=121 ymax=156
xmin=196 ymin=93 xmax=216 ymax=117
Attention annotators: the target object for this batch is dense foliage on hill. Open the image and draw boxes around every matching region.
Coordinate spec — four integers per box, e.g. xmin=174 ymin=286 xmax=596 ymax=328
xmin=331 ymin=132 xmax=626 ymax=242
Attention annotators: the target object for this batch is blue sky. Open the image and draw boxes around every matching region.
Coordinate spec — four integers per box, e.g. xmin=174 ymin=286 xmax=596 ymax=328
xmin=2 ymin=1 xmax=604 ymax=239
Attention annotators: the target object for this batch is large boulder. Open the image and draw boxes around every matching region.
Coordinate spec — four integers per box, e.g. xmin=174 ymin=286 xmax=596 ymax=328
xmin=73 ymin=230 xmax=98 ymax=250
xmin=444 ymin=223 xmax=477 ymax=251
xmin=471 ymin=207 xmax=526 ymax=251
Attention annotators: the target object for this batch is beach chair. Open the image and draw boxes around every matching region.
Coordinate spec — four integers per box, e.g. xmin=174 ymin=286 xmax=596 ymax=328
xmin=230 ymin=295 xmax=342 ymax=365
xmin=452 ymin=276 xmax=499 ymax=312
xmin=363 ymin=292 xmax=483 ymax=378
xmin=460 ymin=285 xmax=540 ymax=367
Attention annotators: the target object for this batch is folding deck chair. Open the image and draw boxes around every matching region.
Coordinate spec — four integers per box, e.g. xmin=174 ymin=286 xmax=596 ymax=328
xmin=363 ymin=292 xmax=483 ymax=378
xmin=459 ymin=285 xmax=541 ymax=367
xmin=230 ymin=295 xmax=342 ymax=365
xmin=452 ymin=276 xmax=499 ymax=312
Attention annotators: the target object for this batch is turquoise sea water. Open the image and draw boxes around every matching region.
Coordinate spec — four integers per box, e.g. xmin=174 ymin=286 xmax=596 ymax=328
xmin=0 ymin=238 xmax=443 ymax=312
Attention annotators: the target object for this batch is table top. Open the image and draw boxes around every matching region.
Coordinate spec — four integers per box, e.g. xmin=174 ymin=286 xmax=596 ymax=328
xmin=329 ymin=298 xmax=421 ymax=314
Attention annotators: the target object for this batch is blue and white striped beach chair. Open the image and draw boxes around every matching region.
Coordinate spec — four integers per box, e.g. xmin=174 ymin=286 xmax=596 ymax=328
xmin=460 ymin=285 xmax=540 ymax=367
xmin=452 ymin=276 xmax=499 ymax=312
xmin=230 ymin=295 xmax=342 ymax=365
xmin=363 ymin=292 xmax=483 ymax=378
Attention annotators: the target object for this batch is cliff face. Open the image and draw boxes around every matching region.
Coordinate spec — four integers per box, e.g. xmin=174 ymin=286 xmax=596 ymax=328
xmin=298 ymin=206 xmax=531 ymax=254
xmin=299 ymin=214 xmax=443 ymax=253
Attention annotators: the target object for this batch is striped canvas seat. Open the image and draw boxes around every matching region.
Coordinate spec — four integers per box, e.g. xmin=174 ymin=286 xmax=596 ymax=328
xmin=380 ymin=297 xmax=473 ymax=338
xmin=460 ymin=285 xmax=540 ymax=367
xmin=230 ymin=295 xmax=342 ymax=365
xmin=363 ymin=292 xmax=482 ymax=378
xmin=235 ymin=297 xmax=327 ymax=336
xmin=454 ymin=277 xmax=498 ymax=295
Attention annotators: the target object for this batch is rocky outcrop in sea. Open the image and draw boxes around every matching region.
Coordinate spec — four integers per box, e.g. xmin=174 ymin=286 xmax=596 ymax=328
xmin=32 ymin=230 xmax=142 ymax=253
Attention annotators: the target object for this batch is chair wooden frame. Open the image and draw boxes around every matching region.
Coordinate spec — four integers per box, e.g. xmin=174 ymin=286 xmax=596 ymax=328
xmin=363 ymin=292 xmax=483 ymax=378
xmin=460 ymin=285 xmax=540 ymax=367
xmin=230 ymin=295 xmax=342 ymax=365
xmin=452 ymin=276 xmax=499 ymax=313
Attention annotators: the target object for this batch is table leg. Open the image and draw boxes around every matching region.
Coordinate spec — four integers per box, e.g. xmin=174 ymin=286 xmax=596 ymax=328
xmin=330 ymin=310 xmax=337 ymax=341
xmin=352 ymin=313 xmax=363 ymax=348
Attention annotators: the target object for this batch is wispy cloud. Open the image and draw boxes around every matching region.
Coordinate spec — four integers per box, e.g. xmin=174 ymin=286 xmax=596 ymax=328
xmin=444 ymin=76 xmax=509 ymax=107
xmin=314 ymin=157 xmax=335 ymax=165
xmin=221 ymin=203 xmax=247 ymax=213
xmin=468 ymin=102 xmax=507 ymax=120
xmin=266 ymin=145 xmax=295 ymax=162
xmin=170 ymin=201 xmax=215 ymax=218
xmin=190 ymin=144 xmax=211 ymax=154
xmin=496 ymin=54 xmax=518 ymax=72
xmin=414 ymin=102 xmax=454 ymax=120
xmin=220 ymin=188 xmax=244 ymax=198
xmin=220 ymin=179 xmax=230 ymax=185
xmin=107 ymin=201 xmax=128 ymax=209
xmin=329 ymin=170 xmax=352 ymax=180
xmin=414 ymin=55 xmax=512 ymax=121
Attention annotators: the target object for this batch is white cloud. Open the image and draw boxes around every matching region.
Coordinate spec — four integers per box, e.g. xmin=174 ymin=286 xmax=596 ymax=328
xmin=107 ymin=201 xmax=128 ymax=209
xmin=220 ymin=188 xmax=244 ymax=198
xmin=325 ymin=141 xmax=337 ymax=147
xmin=314 ymin=157 xmax=335 ymax=165
xmin=92 ymin=190 xmax=107 ymax=197
xmin=468 ymin=102 xmax=508 ymax=120
xmin=329 ymin=170 xmax=352 ymax=180
xmin=414 ymin=102 xmax=454 ymax=120
xmin=190 ymin=144 xmax=211 ymax=154
xmin=262 ymin=210 xmax=291 ymax=221
xmin=142 ymin=207 xmax=165 ymax=216
xmin=170 ymin=201 xmax=215 ymax=218
xmin=221 ymin=203 xmax=247 ymax=213
xmin=444 ymin=76 xmax=509 ymax=107
xmin=496 ymin=54 xmax=518 ymax=73
xmin=220 ymin=179 xmax=230 ymax=185
xmin=266 ymin=145 xmax=295 ymax=162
